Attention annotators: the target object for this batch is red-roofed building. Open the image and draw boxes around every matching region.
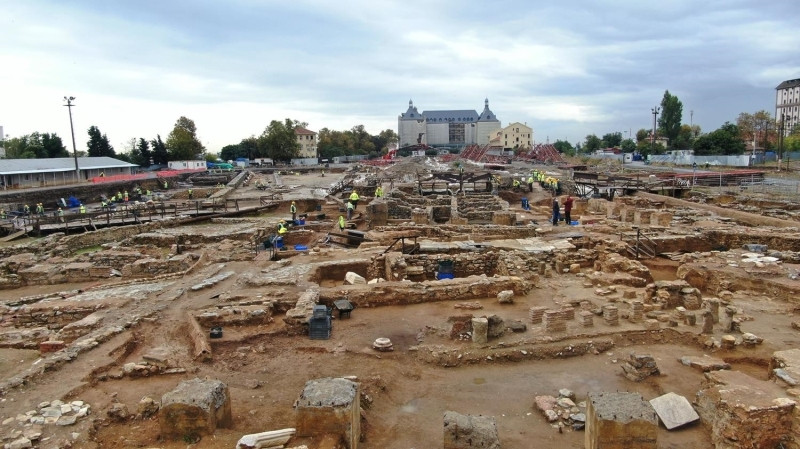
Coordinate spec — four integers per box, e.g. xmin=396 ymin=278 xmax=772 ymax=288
xmin=295 ymin=127 xmax=318 ymax=158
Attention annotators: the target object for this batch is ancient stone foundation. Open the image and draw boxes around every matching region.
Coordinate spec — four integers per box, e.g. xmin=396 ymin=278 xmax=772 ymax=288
xmin=295 ymin=377 xmax=360 ymax=449
xmin=585 ymin=392 xmax=657 ymax=449
xmin=695 ymin=370 xmax=796 ymax=449
xmin=443 ymin=411 xmax=500 ymax=449
xmin=159 ymin=378 xmax=232 ymax=439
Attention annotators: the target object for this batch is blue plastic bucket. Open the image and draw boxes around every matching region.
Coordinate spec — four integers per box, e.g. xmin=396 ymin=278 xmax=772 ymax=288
xmin=570 ymin=220 xmax=579 ymax=226
xmin=294 ymin=244 xmax=308 ymax=251
xmin=274 ymin=237 xmax=284 ymax=248
xmin=437 ymin=273 xmax=455 ymax=280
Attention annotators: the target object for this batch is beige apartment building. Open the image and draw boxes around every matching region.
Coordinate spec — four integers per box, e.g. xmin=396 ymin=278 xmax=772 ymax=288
xmin=295 ymin=127 xmax=318 ymax=158
xmin=489 ymin=122 xmax=533 ymax=149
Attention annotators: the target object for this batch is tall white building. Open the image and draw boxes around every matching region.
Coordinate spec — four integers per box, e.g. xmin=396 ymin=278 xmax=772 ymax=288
xmin=398 ymin=99 xmax=501 ymax=148
xmin=776 ymin=78 xmax=800 ymax=136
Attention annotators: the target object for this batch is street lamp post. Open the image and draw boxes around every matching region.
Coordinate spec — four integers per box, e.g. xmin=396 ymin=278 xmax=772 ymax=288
xmin=64 ymin=96 xmax=79 ymax=181
xmin=651 ymin=106 xmax=660 ymax=156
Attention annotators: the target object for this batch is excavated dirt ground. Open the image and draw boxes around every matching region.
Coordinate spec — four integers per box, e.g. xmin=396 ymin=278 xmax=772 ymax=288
xmin=1 ymin=162 xmax=799 ymax=449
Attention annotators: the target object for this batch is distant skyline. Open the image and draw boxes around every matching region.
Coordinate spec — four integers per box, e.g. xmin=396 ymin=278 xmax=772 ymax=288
xmin=1 ymin=0 xmax=798 ymax=153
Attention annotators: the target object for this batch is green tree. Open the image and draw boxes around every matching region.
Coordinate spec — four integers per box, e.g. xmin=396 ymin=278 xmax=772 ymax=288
xmin=371 ymin=129 xmax=399 ymax=155
xmin=151 ymin=135 xmax=168 ymax=165
xmin=671 ymin=124 xmax=695 ymax=150
xmin=258 ymin=119 xmax=302 ymax=162
xmin=166 ymin=116 xmax=205 ymax=161
xmin=784 ymin=135 xmax=800 ymax=153
xmin=658 ymin=90 xmax=683 ymax=149
xmin=552 ymin=139 xmax=574 ymax=156
xmin=635 ymin=128 xmax=649 ymax=143
xmin=41 ymin=133 xmax=68 ymax=158
xmin=240 ymin=136 xmax=259 ymax=159
xmin=128 ymin=138 xmax=151 ymax=167
xmin=620 ymin=139 xmax=636 ymax=153
xmin=5 ymin=133 xmax=68 ymax=158
xmin=601 ymin=132 xmax=622 ymax=148
xmin=220 ymin=144 xmax=242 ymax=161
xmin=86 ymin=126 xmax=115 ymax=157
xmin=584 ymin=134 xmax=602 ymax=153
xmin=693 ymin=122 xmax=745 ymax=155
xmin=637 ymin=140 xmax=665 ymax=157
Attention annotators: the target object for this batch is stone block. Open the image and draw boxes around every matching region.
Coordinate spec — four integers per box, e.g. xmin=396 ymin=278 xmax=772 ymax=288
xmin=649 ymin=392 xmax=699 ymax=430
xmin=160 ymin=378 xmax=232 ymax=439
xmin=491 ymin=211 xmax=515 ymax=226
xmin=633 ymin=210 xmax=653 ymax=226
xmin=497 ymin=290 xmax=514 ymax=304
xmin=411 ymin=208 xmax=429 ymax=224
xmin=487 ymin=315 xmax=505 ymax=339
xmin=295 ymin=378 xmax=360 ymax=449
xmin=770 ymin=349 xmax=800 ymax=386
xmin=696 ymin=370 xmax=796 ymax=449
xmin=586 ymin=392 xmax=658 ymax=449
xmin=472 ymin=318 xmax=488 ymax=344
xmin=679 ymin=355 xmax=730 ymax=372
xmin=721 ymin=334 xmax=736 ymax=350
xmin=643 ymin=319 xmax=660 ymax=330
xmin=344 ymin=272 xmax=366 ymax=285
xmin=235 ymin=428 xmax=296 ymax=449
xmin=650 ymin=211 xmax=672 ymax=227
xmin=443 ymin=411 xmax=500 ymax=449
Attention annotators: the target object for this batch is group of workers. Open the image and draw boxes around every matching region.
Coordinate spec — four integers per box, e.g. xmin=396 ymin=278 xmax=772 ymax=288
xmin=274 ymin=185 xmax=383 ymax=239
xmin=530 ymin=170 xmax=562 ymax=195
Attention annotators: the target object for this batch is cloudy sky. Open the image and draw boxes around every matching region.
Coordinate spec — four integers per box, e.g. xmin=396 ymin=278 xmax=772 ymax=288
xmin=1 ymin=0 xmax=798 ymax=153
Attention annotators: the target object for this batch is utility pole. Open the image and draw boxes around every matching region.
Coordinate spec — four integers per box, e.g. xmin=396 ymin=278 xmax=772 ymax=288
xmin=651 ymin=106 xmax=660 ymax=156
xmin=64 ymin=96 xmax=79 ymax=181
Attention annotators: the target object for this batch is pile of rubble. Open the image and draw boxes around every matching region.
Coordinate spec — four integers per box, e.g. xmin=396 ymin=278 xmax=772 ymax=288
xmin=534 ymin=389 xmax=586 ymax=431
xmin=621 ymin=353 xmax=660 ymax=382
xmin=1 ymin=399 xmax=91 ymax=448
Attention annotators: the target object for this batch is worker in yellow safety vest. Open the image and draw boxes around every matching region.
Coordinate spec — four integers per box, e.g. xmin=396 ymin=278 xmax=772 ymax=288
xmin=527 ymin=175 xmax=534 ymax=192
xmin=290 ymin=201 xmax=297 ymax=221
xmin=338 ymin=215 xmax=346 ymax=231
xmin=374 ymin=186 xmax=383 ymax=198
xmin=79 ymin=204 xmax=86 ymax=214
xmin=349 ymin=190 xmax=360 ymax=210
xmin=277 ymin=220 xmax=287 ymax=235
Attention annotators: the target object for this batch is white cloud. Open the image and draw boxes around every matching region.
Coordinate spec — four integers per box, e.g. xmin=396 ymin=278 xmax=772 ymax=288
xmin=1 ymin=0 xmax=799 ymax=151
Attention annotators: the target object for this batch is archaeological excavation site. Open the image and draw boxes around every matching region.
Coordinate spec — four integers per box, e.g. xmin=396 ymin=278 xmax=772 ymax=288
xmin=2 ymin=158 xmax=800 ymax=449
